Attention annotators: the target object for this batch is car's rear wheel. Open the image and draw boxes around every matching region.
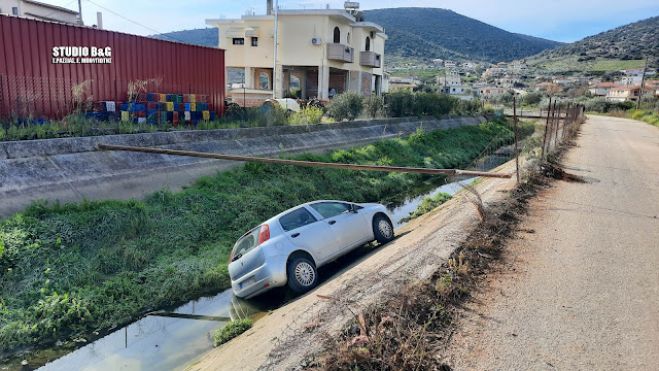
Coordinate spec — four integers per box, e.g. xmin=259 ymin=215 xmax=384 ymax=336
xmin=287 ymin=256 xmax=318 ymax=294
xmin=373 ymin=214 xmax=394 ymax=244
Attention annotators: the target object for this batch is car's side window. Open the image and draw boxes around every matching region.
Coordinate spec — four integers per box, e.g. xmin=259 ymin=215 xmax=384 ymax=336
xmin=279 ymin=207 xmax=318 ymax=232
xmin=311 ymin=202 xmax=351 ymax=219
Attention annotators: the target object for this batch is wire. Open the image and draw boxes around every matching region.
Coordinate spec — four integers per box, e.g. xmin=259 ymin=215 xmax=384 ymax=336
xmin=83 ymin=0 xmax=188 ymax=43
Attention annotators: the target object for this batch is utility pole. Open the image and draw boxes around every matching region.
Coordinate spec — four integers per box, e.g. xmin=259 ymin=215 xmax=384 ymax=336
xmin=77 ymin=0 xmax=83 ymax=24
xmin=272 ymin=0 xmax=279 ymax=99
xmin=636 ymin=57 xmax=648 ymax=110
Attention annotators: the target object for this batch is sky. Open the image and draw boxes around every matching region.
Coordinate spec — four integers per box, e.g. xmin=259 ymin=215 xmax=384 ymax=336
xmin=47 ymin=0 xmax=659 ymax=42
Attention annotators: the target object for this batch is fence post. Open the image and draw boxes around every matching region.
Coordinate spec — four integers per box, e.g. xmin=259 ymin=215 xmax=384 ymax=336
xmin=541 ymin=97 xmax=552 ymax=160
xmin=562 ymin=103 xmax=571 ymax=140
xmin=553 ymin=102 xmax=561 ymax=148
xmin=513 ymin=95 xmax=520 ymax=183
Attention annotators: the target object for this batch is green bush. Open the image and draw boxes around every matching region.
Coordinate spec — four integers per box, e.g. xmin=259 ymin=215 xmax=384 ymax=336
xmin=212 ymin=319 xmax=253 ymax=346
xmin=385 ymin=91 xmax=460 ymax=118
xmin=523 ymin=92 xmax=544 ymax=106
xmin=385 ymin=91 xmax=415 ymax=117
xmin=327 ymin=92 xmax=363 ymax=121
xmin=289 ymin=107 xmax=324 ymax=125
xmin=364 ymin=95 xmax=385 ymax=118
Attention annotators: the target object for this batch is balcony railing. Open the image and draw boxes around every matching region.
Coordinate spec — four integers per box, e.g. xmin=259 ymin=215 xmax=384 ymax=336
xmin=360 ymin=51 xmax=381 ymax=68
xmin=327 ymin=43 xmax=354 ymax=63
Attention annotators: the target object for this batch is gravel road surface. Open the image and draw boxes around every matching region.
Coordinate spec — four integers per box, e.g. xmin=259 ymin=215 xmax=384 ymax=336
xmin=445 ymin=115 xmax=659 ymax=370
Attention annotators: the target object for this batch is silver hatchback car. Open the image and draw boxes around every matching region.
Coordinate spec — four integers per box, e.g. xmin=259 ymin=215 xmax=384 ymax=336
xmin=228 ymin=200 xmax=395 ymax=298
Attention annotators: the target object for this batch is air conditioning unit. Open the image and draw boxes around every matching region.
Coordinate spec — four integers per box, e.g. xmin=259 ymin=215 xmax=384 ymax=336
xmin=311 ymin=37 xmax=322 ymax=45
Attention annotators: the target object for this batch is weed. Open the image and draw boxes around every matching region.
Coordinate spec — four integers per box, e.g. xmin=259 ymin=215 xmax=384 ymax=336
xmin=212 ymin=319 xmax=252 ymax=347
xmin=327 ymin=92 xmax=364 ymax=121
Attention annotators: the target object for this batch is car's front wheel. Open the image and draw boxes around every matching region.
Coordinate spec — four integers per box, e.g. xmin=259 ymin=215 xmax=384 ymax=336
xmin=287 ymin=256 xmax=318 ymax=294
xmin=373 ymin=214 xmax=395 ymax=244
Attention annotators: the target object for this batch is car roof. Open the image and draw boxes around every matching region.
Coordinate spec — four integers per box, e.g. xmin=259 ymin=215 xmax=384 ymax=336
xmin=265 ymin=200 xmax=353 ymax=223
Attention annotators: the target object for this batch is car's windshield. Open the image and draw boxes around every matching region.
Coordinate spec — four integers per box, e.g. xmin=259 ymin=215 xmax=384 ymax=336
xmin=230 ymin=227 xmax=261 ymax=261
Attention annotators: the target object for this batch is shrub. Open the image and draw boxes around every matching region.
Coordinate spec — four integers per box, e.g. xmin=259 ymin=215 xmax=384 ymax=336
xmin=213 ymin=319 xmax=252 ymax=346
xmin=413 ymin=92 xmax=456 ymax=117
xmin=289 ymin=106 xmax=324 ymax=125
xmin=327 ymin=92 xmax=363 ymax=121
xmin=451 ymin=99 xmax=481 ymax=116
xmin=523 ymin=92 xmax=543 ymax=106
xmin=364 ymin=95 xmax=385 ymax=118
xmin=255 ymin=105 xmax=289 ymax=127
xmin=385 ymin=91 xmax=414 ymax=117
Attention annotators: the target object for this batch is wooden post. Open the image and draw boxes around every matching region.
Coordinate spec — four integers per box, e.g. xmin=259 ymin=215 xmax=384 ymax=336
xmin=554 ymin=101 xmax=561 ymax=148
xmin=541 ymin=97 xmax=552 ymax=160
xmin=513 ymin=96 xmax=520 ymax=183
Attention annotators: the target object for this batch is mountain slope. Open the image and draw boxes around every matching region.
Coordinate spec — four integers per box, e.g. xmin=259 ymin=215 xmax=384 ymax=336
xmin=529 ymin=16 xmax=658 ymax=71
xmin=151 ymin=28 xmax=218 ymax=47
xmin=363 ymin=8 xmax=562 ymax=62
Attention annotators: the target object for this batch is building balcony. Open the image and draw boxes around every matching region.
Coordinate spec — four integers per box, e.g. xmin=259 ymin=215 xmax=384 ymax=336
xmin=327 ymin=43 xmax=354 ymax=63
xmin=360 ymin=51 xmax=381 ymax=68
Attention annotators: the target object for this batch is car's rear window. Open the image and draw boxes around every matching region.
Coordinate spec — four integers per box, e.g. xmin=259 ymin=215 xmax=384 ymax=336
xmin=231 ymin=227 xmax=261 ymax=262
xmin=279 ymin=207 xmax=317 ymax=232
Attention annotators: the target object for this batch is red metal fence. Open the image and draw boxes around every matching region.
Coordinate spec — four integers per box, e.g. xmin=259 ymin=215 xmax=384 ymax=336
xmin=0 ymin=15 xmax=225 ymax=120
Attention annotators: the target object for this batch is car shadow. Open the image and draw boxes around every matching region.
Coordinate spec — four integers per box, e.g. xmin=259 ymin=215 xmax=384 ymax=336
xmin=244 ymin=232 xmax=411 ymax=310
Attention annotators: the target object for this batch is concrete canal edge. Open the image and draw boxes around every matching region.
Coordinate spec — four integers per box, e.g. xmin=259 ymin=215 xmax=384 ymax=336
xmin=0 ymin=116 xmax=486 ymax=217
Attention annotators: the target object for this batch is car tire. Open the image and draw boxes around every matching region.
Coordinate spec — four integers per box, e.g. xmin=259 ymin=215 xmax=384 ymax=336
xmin=373 ymin=214 xmax=395 ymax=244
xmin=287 ymin=256 xmax=318 ymax=294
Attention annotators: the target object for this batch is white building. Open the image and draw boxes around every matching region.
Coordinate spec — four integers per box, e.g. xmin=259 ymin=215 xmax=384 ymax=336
xmin=437 ymin=70 xmax=464 ymax=95
xmin=0 ymin=0 xmax=79 ymax=24
xmin=206 ymin=1 xmax=387 ymax=105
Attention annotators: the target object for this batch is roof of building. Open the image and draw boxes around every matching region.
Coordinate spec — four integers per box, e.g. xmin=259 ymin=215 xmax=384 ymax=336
xmin=23 ymin=0 xmax=78 ymax=15
xmin=207 ymin=9 xmax=357 ymax=26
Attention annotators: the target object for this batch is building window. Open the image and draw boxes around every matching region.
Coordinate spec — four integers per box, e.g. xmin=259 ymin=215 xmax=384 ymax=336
xmin=259 ymin=72 xmax=270 ymax=90
xmin=12 ymin=6 xmax=19 ymax=15
xmin=347 ymin=32 xmax=351 ymax=44
xmin=232 ymin=38 xmax=245 ymax=45
xmin=333 ymin=27 xmax=340 ymax=44
xmin=365 ymin=37 xmax=370 ymax=51
xmin=251 ymin=37 xmax=258 ymax=47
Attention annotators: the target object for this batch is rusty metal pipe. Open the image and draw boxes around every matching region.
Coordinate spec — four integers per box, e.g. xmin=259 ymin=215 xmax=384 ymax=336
xmin=97 ymin=144 xmax=513 ymax=179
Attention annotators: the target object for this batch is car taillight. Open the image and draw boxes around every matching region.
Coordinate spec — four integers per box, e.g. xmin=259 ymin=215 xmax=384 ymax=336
xmin=258 ymin=224 xmax=270 ymax=245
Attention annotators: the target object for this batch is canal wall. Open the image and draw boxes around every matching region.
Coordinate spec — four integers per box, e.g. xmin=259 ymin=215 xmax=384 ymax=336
xmin=0 ymin=116 xmax=486 ymax=217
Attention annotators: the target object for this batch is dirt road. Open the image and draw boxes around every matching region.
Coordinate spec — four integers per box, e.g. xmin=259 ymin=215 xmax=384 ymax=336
xmin=186 ymin=161 xmax=520 ymax=370
xmin=446 ymin=115 xmax=659 ymax=370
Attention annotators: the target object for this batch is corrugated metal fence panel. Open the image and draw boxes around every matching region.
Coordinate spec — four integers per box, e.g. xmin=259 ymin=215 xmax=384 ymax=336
xmin=0 ymin=15 xmax=225 ymax=119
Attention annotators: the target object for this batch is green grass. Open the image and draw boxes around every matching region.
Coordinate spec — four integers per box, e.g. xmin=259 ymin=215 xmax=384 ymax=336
xmin=402 ymin=192 xmax=453 ymax=223
xmin=212 ymin=319 xmax=252 ymax=347
xmin=629 ymin=109 xmax=659 ymax=127
xmin=530 ymin=56 xmax=646 ymax=73
xmin=0 ymin=121 xmax=530 ymax=357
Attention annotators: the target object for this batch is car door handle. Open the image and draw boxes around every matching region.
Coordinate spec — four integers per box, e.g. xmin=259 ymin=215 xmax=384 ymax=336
xmin=328 ymin=220 xmax=336 ymax=225
xmin=291 ymin=233 xmax=300 ymax=238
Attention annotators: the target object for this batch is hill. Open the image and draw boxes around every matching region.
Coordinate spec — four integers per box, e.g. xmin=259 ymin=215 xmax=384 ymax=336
xmin=362 ymin=8 xmax=562 ymax=63
xmin=529 ymin=16 xmax=659 ymax=73
xmin=152 ymin=28 xmax=217 ymax=47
